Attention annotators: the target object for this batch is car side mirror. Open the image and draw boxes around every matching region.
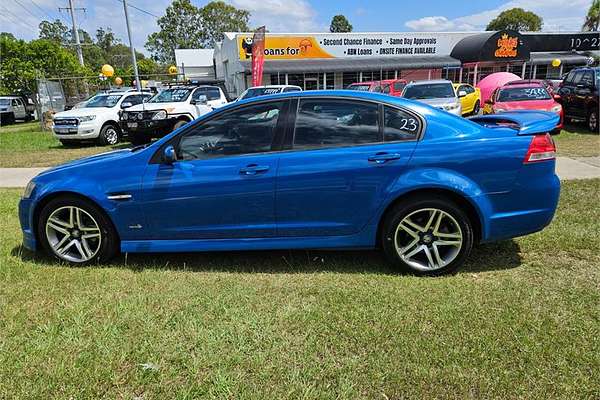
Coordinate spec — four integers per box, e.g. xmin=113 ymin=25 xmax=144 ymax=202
xmin=190 ymin=95 xmax=208 ymax=105
xmin=553 ymin=94 xmax=561 ymax=102
xmin=121 ymin=102 xmax=133 ymax=109
xmin=485 ymin=99 xmax=493 ymax=105
xmin=458 ymin=90 xmax=467 ymax=97
xmin=163 ymin=145 xmax=176 ymax=164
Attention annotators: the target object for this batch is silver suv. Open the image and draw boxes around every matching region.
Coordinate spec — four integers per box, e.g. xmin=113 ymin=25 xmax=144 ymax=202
xmin=401 ymin=80 xmax=462 ymax=116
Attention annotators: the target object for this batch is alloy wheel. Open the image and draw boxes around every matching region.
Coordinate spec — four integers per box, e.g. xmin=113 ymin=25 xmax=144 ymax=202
xmin=394 ymin=208 xmax=463 ymax=271
xmin=105 ymin=127 xmax=118 ymax=145
xmin=589 ymin=111 xmax=598 ymax=132
xmin=45 ymin=206 xmax=102 ymax=262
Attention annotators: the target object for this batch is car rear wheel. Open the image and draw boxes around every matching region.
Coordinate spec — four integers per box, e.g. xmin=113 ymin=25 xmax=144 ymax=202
xmin=588 ymin=109 xmax=598 ymax=133
xmin=381 ymin=196 xmax=474 ymax=276
xmin=98 ymin=124 xmax=120 ymax=145
xmin=38 ymin=196 xmax=119 ymax=264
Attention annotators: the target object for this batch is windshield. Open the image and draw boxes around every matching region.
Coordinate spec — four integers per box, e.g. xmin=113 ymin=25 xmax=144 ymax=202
xmin=85 ymin=94 xmax=122 ymax=108
xmin=149 ymin=88 xmax=193 ymax=103
xmin=403 ymin=83 xmax=455 ymax=99
xmin=497 ymin=87 xmax=551 ymax=102
xmin=0 ymin=99 xmax=10 ymax=105
xmin=346 ymin=84 xmax=372 ymax=91
xmin=239 ymin=87 xmax=282 ymax=100
xmin=195 ymin=87 xmax=221 ymax=101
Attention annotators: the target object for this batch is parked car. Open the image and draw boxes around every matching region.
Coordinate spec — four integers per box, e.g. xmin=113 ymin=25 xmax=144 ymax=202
xmin=119 ymin=85 xmax=223 ymax=145
xmin=453 ymin=83 xmax=481 ymax=115
xmin=19 ymin=90 xmax=560 ymax=276
xmin=402 ymin=80 xmax=462 ymax=116
xmin=52 ymin=91 xmax=152 ymax=146
xmin=483 ymin=82 xmax=563 ymax=132
xmin=237 ymin=85 xmax=302 ymax=101
xmin=557 ymin=67 xmax=599 ymax=132
xmin=0 ymin=95 xmax=34 ymax=124
xmin=346 ymin=79 xmax=407 ymax=97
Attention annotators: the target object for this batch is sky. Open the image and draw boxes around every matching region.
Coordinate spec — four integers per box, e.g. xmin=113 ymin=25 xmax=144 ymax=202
xmin=0 ymin=0 xmax=592 ymax=56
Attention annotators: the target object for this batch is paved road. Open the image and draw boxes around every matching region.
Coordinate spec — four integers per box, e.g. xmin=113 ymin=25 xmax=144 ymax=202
xmin=1 ymin=157 xmax=599 ymax=188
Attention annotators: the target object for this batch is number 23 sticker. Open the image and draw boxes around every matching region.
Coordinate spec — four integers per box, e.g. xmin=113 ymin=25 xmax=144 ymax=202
xmin=399 ymin=118 xmax=418 ymax=132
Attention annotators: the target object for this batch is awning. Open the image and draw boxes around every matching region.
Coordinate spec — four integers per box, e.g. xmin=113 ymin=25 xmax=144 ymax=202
xmin=529 ymin=52 xmax=592 ymax=65
xmin=241 ymin=56 xmax=461 ymax=74
xmin=450 ymin=30 xmax=530 ymax=63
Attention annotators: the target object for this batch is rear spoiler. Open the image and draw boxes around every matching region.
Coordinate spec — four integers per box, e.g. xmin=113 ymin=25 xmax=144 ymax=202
xmin=469 ymin=111 xmax=559 ymax=135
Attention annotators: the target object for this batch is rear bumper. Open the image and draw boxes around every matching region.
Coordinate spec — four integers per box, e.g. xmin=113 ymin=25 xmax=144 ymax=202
xmin=481 ymin=165 xmax=560 ymax=242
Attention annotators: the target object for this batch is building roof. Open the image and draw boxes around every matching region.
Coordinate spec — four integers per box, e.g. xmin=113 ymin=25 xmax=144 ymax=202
xmin=174 ymin=49 xmax=214 ymax=68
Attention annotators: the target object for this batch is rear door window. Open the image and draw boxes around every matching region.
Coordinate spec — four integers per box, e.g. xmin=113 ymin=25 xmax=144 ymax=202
xmin=384 ymin=107 xmax=421 ymax=142
xmin=293 ymin=99 xmax=380 ymax=149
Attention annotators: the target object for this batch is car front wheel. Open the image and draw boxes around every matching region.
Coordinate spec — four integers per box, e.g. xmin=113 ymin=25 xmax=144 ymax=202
xmin=381 ymin=196 xmax=474 ymax=276
xmin=38 ymin=196 xmax=119 ymax=264
xmin=98 ymin=124 xmax=120 ymax=145
xmin=588 ymin=109 xmax=598 ymax=133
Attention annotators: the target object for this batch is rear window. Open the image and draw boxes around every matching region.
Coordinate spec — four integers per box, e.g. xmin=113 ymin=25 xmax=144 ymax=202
xmin=403 ymin=83 xmax=455 ymax=99
xmin=239 ymin=87 xmax=283 ymax=100
xmin=346 ymin=84 xmax=372 ymax=92
xmin=194 ymin=87 xmax=221 ymax=101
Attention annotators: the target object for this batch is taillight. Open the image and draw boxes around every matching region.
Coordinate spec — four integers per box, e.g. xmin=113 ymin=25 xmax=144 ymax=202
xmin=523 ymin=133 xmax=556 ymax=164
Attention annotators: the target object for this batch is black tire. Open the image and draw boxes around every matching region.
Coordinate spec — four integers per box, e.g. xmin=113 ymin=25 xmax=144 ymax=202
xmin=588 ymin=108 xmax=599 ymax=133
xmin=97 ymin=123 xmax=120 ymax=145
xmin=472 ymin=100 xmax=480 ymax=115
xmin=60 ymin=139 xmax=80 ymax=147
xmin=37 ymin=196 xmax=119 ymax=264
xmin=129 ymin=132 xmax=151 ymax=146
xmin=381 ymin=195 xmax=474 ymax=276
xmin=172 ymin=119 xmax=188 ymax=131
xmin=3 ymin=112 xmax=15 ymax=125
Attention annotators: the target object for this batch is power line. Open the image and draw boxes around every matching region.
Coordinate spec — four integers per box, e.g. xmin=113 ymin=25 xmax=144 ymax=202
xmin=28 ymin=0 xmax=62 ymax=22
xmin=115 ymin=0 xmax=159 ymax=19
xmin=0 ymin=7 xmax=38 ymax=31
xmin=14 ymin=0 xmax=45 ymax=23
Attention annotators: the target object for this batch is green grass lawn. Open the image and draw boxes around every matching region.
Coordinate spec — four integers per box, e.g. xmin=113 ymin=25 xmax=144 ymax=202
xmin=0 ymin=121 xmax=598 ymax=168
xmin=0 ymin=122 xmax=128 ymax=168
xmin=0 ymin=179 xmax=598 ymax=399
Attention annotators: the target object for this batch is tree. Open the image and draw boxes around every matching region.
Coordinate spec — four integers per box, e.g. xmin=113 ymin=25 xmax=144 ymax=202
xmin=200 ymin=1 xmax=249 ymax=46
xmin=330 ymin=15 xmax=353 ymax=33
xmin=146 ymin=0 xmax=251 ymax=63
xmin=145 ymin=0 xmax=205 ymax=63
xmin=486 ymin=8 xmax=542 ymax=31
xmin=39 ymin=20 xmax=70 ymax=44
xmin=96 ymin=27 xmax=121 ymax=53
xmin=582 ymin=0 xmax=599 ymax=31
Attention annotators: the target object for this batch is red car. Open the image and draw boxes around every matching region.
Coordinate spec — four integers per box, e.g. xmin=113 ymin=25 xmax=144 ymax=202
xmin=484 ymin=83 xmax=563 ymax=132
xmin=346 ymin=79 xmax=407 ymax=97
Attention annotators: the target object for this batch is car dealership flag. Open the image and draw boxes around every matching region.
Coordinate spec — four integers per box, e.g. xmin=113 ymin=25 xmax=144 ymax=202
xmin=251 ymin=26 xmax=266 ymax=87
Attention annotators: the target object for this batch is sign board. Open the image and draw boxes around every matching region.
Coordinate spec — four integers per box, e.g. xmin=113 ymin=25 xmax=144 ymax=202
xmin=237 ymin=32 xmax=470 ymax=61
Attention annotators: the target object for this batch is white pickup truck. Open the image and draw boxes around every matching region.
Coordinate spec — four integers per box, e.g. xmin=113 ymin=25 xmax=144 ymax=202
xmin=120 ymin=85 xmax=227 ymax=145
xmin=0 ymin=96 xmax=34 ymax=124
xmin=52 ymin=91 xmax=152 ymax=146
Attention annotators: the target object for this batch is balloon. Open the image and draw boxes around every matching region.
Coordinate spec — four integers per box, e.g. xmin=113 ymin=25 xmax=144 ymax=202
xmin=101 ymin=64 xmax=114 ymax=77
xmin=551 ymin=59 xmax=561 ymax=68
xmin=114 ymin=77 xmax=123 ymax=85
xmin=168 ymin=65 xmax=178 ymax=75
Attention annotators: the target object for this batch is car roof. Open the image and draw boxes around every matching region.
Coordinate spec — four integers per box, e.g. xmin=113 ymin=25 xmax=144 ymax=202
xmin=406 ymin=79 xmax=452 ymax=86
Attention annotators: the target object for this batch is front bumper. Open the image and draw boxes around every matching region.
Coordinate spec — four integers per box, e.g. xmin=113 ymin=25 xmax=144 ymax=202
xmin=119 ymin=118 xmax=175 ymax=137
xmin=19 ymin=197 xmax=37 ymax=251
xmin=52 ymin=122 xmax=99 ymax=139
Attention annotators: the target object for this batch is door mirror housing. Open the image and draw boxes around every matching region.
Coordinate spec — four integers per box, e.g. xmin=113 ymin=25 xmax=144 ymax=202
xmin=458 ymin=90 xmax=467 ymax=98
xmin=553 ymin=94 xmax=561 ymax=102
xmin=163 ymin=145 xmax=176 ymax=164
xmin=190 ymin=95 xmax=208 ymax=105
xmin=121 ymin=102 xmax=133 ymax=109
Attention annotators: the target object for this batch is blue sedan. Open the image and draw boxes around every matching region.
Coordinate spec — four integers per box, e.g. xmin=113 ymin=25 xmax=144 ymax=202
xmin=19 ymin=91 xmax=560 ymax=275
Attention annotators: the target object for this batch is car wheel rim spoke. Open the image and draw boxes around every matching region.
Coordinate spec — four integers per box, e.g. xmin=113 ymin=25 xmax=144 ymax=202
xmin=45 ymin=206 xmax=102 ymax=262
xmin=394 ymin=208 xmax=463 ymax=271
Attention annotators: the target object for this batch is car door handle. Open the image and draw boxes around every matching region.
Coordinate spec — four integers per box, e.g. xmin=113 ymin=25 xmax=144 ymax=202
xmin=239 ymin=164 xmax=270 ymax=175
xmin=368 ymin=153 xmax=402 ymax=164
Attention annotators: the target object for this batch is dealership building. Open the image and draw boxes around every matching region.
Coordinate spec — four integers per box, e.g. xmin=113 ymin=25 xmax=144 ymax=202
xmin=209 ymin=30 xmax=599 ymax=97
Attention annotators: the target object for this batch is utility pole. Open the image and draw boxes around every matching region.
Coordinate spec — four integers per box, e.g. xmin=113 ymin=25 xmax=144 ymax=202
xmin=60 ymin=0 xmax=85 ymax=66
xmin=122 ymin=0 xmax=141 ymax=91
